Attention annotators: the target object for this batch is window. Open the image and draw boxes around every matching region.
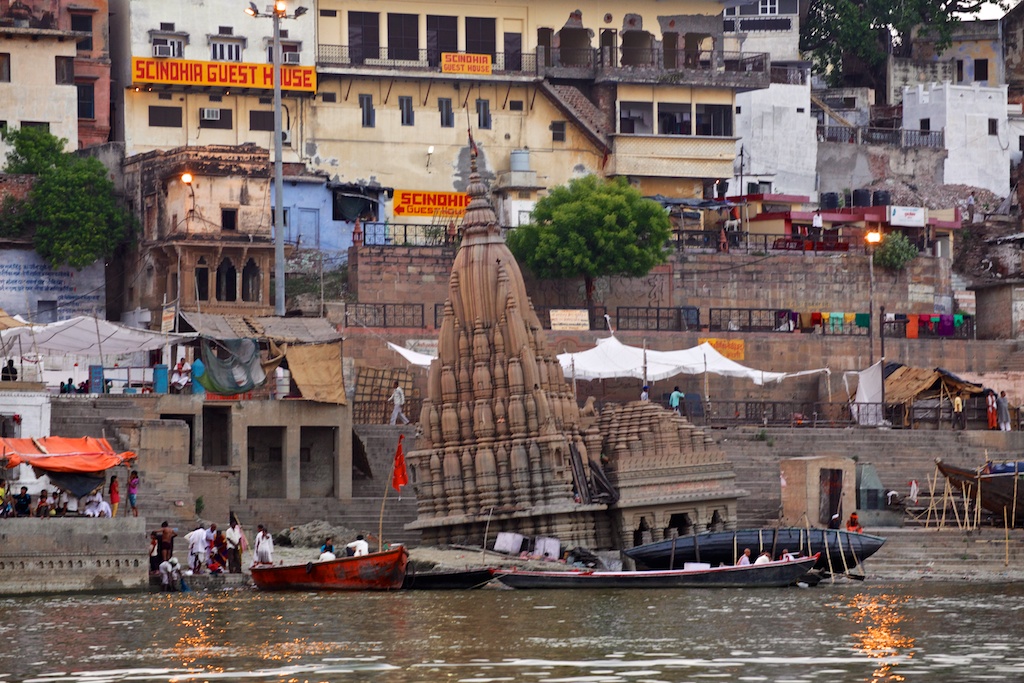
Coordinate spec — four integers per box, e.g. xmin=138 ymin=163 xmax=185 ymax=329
xmin=399 ymin=95 xmax=414 ymax=126
xmin=476 ymin=99 xmax=491 ymax=129
xmin=242 ymin=259 xmax=260 ymax=302
xmin=76 ymin=83 xmax=95 ymax=119
xmin=158 ymin=93 xmax=172 ymax=100
xmin=759 ymin=0 xmax=778 ymax=14
xmin=160 ymin=22 xmax=175 ymax=31
xmin=388 ymin=13 xmax=419 ymax=61
xmin=976 ymin=58 xmax=989 ymax=83
xmin=0 ymin=54 xmax=10 ymax=82
xmin=349 ymin=11 xmax=380 ymax=64
xmin=321 ymin=92 xmax=337 ymax=103
xmin=271 ymin=208 xmax=289 ymax=227
xmin=218 ymin=26 xmax=233 ymax=35
xmin=199 ymin=108 xmax=233 ymax=130
xmin=195 ymin=257 xmax=209 ymax=301
xmin=504 ymin=32 xmax=522 ymax=71
xmin=956 ymin=59 xmax=964 ymax=83
xmin=465 ymin=17 xmax=496 ymax=56
xmin=695 ymin=104 xmax=733 ymax=136
xmin=71 ymin=14 xmax=92 ymax=51
xmin=989 ymin=118 xmax=998 ymax=136
xmin=37 ymin=300 xmax=58 ymax=324
xmin=208 ymin=95 xmax=223 ymax=102
xmin=267 ymin=43 xmax=299 ymax=62
xmin=427 ymin=15 xmax=458 ymax=66
xmin=657 ymin=103 xmax=691 ymax=135
xmin=438 ymin=97 xmax=454 ymax=127
xmin=551 ymin=120 xmax=566 ymax=142
xmin=620 ymin=102 xmax=653 ymax=134
xmin=222 ymin=208 xmax=238 ymax=231
xmin=319 ymin=9 xmax=336 ymax=17
xmin=1019 ymin=135 xmax=1024 ymax=151
xmin=56 ymin=57 xmax=74 ymax=85
xmin=920 ymin=118 xmax=930 ymax=132
xmin=509 ymin=100 xmax=524 ymax=112
xmin=21 ymin=122 xmax=50 ymax=131
xmin=724 ymin=6 xmax=737 ymax=15
xmin=735 ymin=106 xmax=742 ymax=114
xmin=216 ymin=258 xmax=237 ymax=301
xmin=250 ymin=110 xmax=274 ymax=131
xmin=152 ymin=36 xmax=185 ymax=58
xmin=149 ymin=106 xmax=182 ymax=127
xmin=359 ymin=94 xmax=375 ymax=127
xmin=211 ymin=40 xmax=242 ymax=61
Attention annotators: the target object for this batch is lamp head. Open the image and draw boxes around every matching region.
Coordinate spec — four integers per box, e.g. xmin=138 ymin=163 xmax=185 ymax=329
xmin=293 ymin=6 xmax=308 ymax=17
xmin=244 ymin=1 xmax=259 ymax=16
xmin=274 ymin=0 xmax=286 ymax=15
xmin=181 ymin=172 xmax=193 ymax=185
xmin=427 ymin=146 xmax=434 ymax=155
xmin=866 ymin=230 xmax=882 ymax=245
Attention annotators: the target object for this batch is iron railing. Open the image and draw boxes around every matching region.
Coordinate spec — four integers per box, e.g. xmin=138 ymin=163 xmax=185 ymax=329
xmin=615 ymin=306 xmax=700 ymax=332
xmin=673 ymin=230 xmax=857 ymax=255
xmin=882 ymin=317 xmax=976 ymax=340
xmin=318 ymin=46 xmax=539 ymax=74
xmin=817 ymin=125 xmax=944 ymax=149
xmin=347 ymin=303 xmax=425 ymax=329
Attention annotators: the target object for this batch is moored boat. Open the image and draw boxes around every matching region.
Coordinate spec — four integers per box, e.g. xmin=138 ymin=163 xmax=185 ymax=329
xmin=251 ymin=546 xmax=409 ymax=591
xmin=937 ymin=459 xmax=1024 ymax=524
xmin=401 ymin=567 xmax=495 ymax=590
xmin=494 ymin=554 xmax=818 ymax=589
xmin=623 ymin=528 xmax=885 ymax=571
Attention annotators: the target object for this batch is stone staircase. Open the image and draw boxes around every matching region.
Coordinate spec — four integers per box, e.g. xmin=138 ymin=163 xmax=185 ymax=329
xmin=717 ymin=426 xmax=1024 ymax=527
xmin=863 ymin=527 xmax=1024 ymax=580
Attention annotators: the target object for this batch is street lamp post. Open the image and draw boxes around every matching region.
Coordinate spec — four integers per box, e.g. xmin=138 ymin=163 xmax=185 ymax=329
xmin=246 ymin=1 xmax=307 ymax=316
xmin=866 ymin=230 xmax=881 ymax=366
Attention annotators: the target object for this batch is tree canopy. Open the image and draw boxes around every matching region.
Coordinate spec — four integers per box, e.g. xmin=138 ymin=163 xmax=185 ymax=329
xmin=1 ymin=126 xmax=134 ymax=269
xmin=800 ymin=0 xmax=1006 ymax=89
xmin=506 ymin=175 xmax=671 ymax=308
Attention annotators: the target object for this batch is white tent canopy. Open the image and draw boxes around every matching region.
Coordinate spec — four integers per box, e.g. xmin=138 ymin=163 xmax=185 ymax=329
xmin=558 ymin=336 xmax=827 ymax=386
xmin=386 ymin=342 xmax=436 ymax=368
xmin=0 ymin=316 xmax=195 ymax=357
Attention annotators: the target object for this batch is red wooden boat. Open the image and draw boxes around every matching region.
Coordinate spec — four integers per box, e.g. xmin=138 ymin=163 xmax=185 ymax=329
xmin=250 ymin=546 xmax=409 ymax=591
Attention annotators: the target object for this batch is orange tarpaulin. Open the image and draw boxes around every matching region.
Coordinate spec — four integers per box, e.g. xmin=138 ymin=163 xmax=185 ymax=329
xmin=0 ymin=437 xmax=136 ymax=472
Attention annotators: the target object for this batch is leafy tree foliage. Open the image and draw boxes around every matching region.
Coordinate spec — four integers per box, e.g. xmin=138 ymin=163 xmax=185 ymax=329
xmin=873 ymin=231 xmax=919 ymax=271
xmin=801 ymin=0 xmax=1003 ymax=89
xmin=506 ymin=175 xmax=671 ymax=308
xmin=1 ymin=127 xmax=133 ymax=269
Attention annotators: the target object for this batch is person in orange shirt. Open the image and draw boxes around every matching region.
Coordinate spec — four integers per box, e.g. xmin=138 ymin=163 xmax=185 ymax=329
xmin=846 ymin=512 xmax=863 ymax=533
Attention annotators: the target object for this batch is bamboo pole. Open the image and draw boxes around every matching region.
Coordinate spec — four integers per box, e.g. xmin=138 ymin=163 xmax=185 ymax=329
xmin=974 ymin=477 xmax=983 ymax=530
xmin=1013 ymin=462 xmax=1019 ymax=530
xmin=482 ymin=506 xmax=494 ymax=566
xmin=837 ymin=529 xmax=850 ymax=575
xmin=1005 ymin=506 xmax=1011 ymax=568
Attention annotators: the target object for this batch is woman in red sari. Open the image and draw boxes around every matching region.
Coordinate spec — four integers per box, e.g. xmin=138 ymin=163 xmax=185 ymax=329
xmin=987 ymin=389 xmax=998 ymax=430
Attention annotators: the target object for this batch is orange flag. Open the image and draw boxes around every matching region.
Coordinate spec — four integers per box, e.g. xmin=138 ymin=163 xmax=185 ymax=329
xmin=391 ymin=434 xmax=408 ymax=492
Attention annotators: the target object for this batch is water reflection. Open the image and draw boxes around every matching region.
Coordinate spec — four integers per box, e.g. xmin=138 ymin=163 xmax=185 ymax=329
xmin=840 ymin=593 xmax=915 ymax=682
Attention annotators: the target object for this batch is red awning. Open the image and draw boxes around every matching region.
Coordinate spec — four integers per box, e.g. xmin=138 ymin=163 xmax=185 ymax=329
xmin=0 ymin=437 xmax=137 ymax=473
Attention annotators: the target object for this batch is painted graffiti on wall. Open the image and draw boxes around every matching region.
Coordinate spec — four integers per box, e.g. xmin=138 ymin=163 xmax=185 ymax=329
xmin=0 ymin=251 xmax=105 ymax=321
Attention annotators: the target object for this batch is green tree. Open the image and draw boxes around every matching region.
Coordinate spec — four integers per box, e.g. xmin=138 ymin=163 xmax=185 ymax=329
xmin=2 ymin=127 xmax=133 ymax=269
xmin=801 ymin=0 xmax=1004 ymax=89
xmin=506 ymin=175 xmax=671 ymax=308
xmin=873 ymin=231 xmax=919 ymax=271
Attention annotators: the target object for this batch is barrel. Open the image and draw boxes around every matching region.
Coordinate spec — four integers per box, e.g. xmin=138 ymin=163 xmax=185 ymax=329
xmin=509 ymin=149 xmax=531 ymax=172
xmin=820 ymin=192 xmax=839 ymax=210
xmin=872 ymin=190 xmax=891 ymax=207
xmin=853 ymin=188 xmax=871 ymax=207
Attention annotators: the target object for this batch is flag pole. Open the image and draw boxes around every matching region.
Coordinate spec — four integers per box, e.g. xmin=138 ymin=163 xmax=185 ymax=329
xmin=378 ymin=434 xmax=407 ymax=553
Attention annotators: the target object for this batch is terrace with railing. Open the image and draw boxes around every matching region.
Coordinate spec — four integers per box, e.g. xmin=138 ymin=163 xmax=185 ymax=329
xmin=817 ymin=125 xmax=944 ymax=149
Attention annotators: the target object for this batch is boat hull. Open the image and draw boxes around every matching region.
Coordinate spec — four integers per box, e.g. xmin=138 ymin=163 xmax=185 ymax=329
xmin=401 ymin=567 xmax=495 ymax=590
xmin=937 ymin=460 xmax=1024 ymax=525
xmin=251 ymin=546 xmax=409 ymax=591
xmin=623 ymin=528 xmax=885 ymax=571
xmin=495 ymin=555 xmax=818 ymax=589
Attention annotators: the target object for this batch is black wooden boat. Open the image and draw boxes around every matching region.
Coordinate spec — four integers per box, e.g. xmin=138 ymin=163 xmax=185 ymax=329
xmin=401 ymin=567 xmax=495 ymax=590
xmin=937 ymin=459 xmax=1024 ymax=525
xmin=494 ymin=554 xmax=818 ymax=589
xmin=623 ymin=528 xmax=885 ymax=571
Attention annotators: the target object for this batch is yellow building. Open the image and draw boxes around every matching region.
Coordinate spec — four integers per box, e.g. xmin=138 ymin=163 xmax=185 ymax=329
xmin=311 ymin=0 xmax=770 ymax=224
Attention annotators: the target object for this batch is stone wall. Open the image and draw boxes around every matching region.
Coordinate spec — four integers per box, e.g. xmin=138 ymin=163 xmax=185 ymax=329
xmin=815 ymin=141 xmax=946 ymax=196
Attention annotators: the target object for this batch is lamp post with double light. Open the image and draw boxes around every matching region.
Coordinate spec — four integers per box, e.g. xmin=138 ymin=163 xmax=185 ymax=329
xmin=245 ymin=1 xmax=307 ymax=316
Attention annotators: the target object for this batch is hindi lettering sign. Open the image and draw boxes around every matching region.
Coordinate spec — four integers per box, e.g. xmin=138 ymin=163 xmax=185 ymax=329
xmin=441 ymin=52 xmax=492 ymax=75
xmin=888 ymin=206 xmax=926 ymax=228
xmin=160 ymin=303 xmax=177 ymax=334
xmin=392 ymin=190 xmax=470 ymax=218
xmin=698 ymin=337 xmax=745 ymax=361
xmin=549 ymin=309 xmax=590 ymax=331
xmin=132 ymin=57 xmax=316 ymax=92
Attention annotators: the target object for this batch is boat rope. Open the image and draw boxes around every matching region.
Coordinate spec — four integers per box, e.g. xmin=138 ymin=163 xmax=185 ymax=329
xmin=823 ymin=528 xmax=835 ymax=583
xmin=838 ymin=529 xmax=850 ymax=574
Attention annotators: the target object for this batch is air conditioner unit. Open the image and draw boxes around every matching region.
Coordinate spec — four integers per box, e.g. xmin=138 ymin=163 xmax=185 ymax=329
xmin=281 ymin=130 xmax=292 ymax=145
xmin=282 ymin=52 xmax=301 ymax=64
xmin=200 ymin=108 xmax=221 ymax=121
xmin=153 ymin=44 xmax=173 ymax=58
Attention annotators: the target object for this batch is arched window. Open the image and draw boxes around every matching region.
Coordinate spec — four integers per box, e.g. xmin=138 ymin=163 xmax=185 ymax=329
xmin=241 ymin=258 xmax=260 ymax=302
xmin=216 ymin=258 xmax=237 ymax=302
xmin=194 ymin=257 xmax=209 ymax=301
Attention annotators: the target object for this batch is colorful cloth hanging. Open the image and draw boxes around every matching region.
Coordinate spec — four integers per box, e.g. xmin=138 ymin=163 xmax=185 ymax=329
xmin=906 ymin=316 xmax=919 ymax=339
xmin=855 ymin=313 xmax=871 ymax=328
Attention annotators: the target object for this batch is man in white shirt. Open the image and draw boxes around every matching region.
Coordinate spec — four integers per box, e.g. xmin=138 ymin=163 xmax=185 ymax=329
xmin=388 ymin=381 xmax=410 ymax=425
xmin=753 ymin=551 xmax=772 ymax=565
xmin=346 ymin=534 xmax=369 ymax=557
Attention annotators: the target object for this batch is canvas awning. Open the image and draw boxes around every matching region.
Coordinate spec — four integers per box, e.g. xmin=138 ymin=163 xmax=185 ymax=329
xmin=0 ymin=316 xmax=194 ymax=356
xmin=557 ymin=336 xmax=827 ymax=385
xmin=0 ymin=436 xmax=136 ymax=472
xmin=387 ymin=342 xmax=436 ymax=368
xmin=882 ymin=365 xmax=983 ymax=404
xmin=178 ymin=312 xmax=342 ymax=343
xmin=0 ymin=308 xmax=27 ymax=331
xmin=285 ymin=341 xmax=347 ymax=404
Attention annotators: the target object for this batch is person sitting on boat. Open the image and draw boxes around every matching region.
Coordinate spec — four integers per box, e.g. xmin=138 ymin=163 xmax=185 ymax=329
xmin=736 ymin=548 xmax=752 ymax=565
xmin=318 ymin=537 xmax=336 ymax=561
xmin=780 ymin=549 xmax=798 ymax=562
xmin=346 ymin=534 xmax=369 ymax=557
xmin=753 ymin=550 xmax=772 ymax=565
xmin=846 ymin=512 xmax=863 ymax=533
xmin=252 ymin=524 xmax=274 ymax=567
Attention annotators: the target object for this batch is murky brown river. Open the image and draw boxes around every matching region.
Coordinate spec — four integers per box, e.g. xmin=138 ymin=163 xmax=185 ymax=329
xmin=2 ymin=580 xmax=1022 ymax=682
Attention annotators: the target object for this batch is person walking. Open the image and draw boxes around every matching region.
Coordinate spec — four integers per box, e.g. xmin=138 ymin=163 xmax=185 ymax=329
xmin=952 ymin=391 xmax=966 ymax=431
xmin=669 ymin=386 xmax=684 ymax=415
xmin=997 ymin=390 xmax=1012 ymax=432
xmin=388 ymin=380 xmax=410 ymax=425
xmin=127 ymin=471 xmax=140 ymax=517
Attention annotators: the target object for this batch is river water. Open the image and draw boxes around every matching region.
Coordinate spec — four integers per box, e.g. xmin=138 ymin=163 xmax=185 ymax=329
xmin=2 ymin=580 xmax=1023 ymax=682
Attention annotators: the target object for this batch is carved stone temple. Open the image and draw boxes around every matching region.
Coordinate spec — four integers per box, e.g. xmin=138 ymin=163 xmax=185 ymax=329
xmin=406 ymin=164 xmax=745 ymax=552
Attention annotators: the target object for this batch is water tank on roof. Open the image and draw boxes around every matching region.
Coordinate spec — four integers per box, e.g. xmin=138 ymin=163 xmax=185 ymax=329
xmin=509 ymin=149 xmax=531 ymax=172
xmin=853 ymin=189 xmax=872 ymax=207
xmin=872 ymin=190 xmax=892 ymax=207
xmin=820 ymin=192 xmax=839 ymax=210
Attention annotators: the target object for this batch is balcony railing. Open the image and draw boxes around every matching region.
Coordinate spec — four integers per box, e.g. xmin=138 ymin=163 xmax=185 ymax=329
xmin=615 ymin=306 xmax=700 ymax=332
xmin=817 ymin=125 xmax=944 ymax=149
xmin=347 ymin=303 xmax=425 ymax=329
xmin=318 ymin=46 xmax=539 ymax=74
xmin=673 ymin=230 xmax=860 ymax=255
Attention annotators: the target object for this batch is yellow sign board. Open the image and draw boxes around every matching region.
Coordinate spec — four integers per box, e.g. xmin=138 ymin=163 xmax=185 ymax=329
xmin=132 ymin=57 xmax=317 ymax=92
xmin=549 ymin=309 xmax=590 ymax=331
xmin=699 ymin=337 xmax=745 ymax=361
xmin=441 ymin=52 xmax=493 ymax=75
xmin=392 ymin=190 xmax=470 ymax=218
xmin=160 ymin=303 xmax=176 ymax=334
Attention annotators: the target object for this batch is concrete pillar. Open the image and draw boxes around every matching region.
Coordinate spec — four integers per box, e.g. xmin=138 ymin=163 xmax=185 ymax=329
xmin=335 ymin=421 xmax=353 ymax=501
xmin=231 ymin=407 xmax=248 ymax=500
xmin=284 ymin=424 xmax=301 ymax=499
